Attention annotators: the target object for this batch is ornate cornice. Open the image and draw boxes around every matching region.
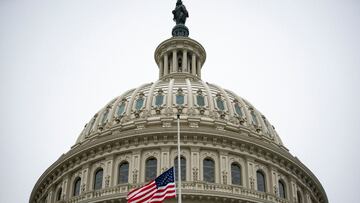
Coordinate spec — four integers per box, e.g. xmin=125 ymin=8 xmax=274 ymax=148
xmin=30 ymin=124 xmax=327 ymax=203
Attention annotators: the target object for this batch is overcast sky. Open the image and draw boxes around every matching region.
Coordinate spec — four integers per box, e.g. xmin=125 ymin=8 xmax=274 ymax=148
xmin=1 ymin=0 xmax=359 ymax=202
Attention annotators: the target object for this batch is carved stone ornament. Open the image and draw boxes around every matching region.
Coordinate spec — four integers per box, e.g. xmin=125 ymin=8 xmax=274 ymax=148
xmin=81 ymin=184 xmax=86 ymax=192
xmin=189 ymin=121 xmax=198 ymax=128
xmin=105 ymin=175 xmax=110 ymax=187
xmin=132 ymin=170 xmax=138 ymax=184
xmin=222 ymin=171 xmax=228 ymax=184
xmin=192 ymin=168 xmax=198 ymax=181
xmin=250 ymin=177 xmax=255 ymax=190
xmin=162 ymin=121 xmax=172 ymax=128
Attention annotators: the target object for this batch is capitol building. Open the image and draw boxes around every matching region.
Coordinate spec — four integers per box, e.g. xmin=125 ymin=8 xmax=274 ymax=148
xmin=30 ymin=1 xmax=327 ymax=203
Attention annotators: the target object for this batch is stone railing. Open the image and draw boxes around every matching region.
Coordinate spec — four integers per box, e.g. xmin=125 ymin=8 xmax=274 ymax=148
xmin=67 ymin=184 xmax=130 ymax=203
xmin=67 ymin=182 xmax=289 ymax=203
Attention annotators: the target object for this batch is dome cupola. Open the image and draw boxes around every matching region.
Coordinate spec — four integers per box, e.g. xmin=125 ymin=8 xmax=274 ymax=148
xmin=154 ymin=37 xmax=206 ymax=80
xmin=155 ymin=0 xmax=206 ymax=80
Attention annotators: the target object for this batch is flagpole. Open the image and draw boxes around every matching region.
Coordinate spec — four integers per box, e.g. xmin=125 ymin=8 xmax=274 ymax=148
xmin=177 ymin=113 xmax=182 ymax=203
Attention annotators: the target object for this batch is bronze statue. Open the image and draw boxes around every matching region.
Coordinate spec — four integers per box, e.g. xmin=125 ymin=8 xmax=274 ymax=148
xmin=172 ymin=0 xmax=189 ymax=25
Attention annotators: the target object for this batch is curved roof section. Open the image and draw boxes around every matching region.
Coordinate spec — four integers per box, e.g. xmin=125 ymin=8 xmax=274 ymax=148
xmin=75 ymin=77 xmax=283 ymax=147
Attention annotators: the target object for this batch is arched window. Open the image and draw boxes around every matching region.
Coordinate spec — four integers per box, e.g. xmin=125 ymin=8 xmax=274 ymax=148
xmin=216 ymin=98 xmax=225 ymax=111
xmin=256 ymin=170 xmax=266 ymax=192
xmin=196 ymin=95 xmax=205 ymax=107
xmin=174 ymin=156 xmax=186 ymax=181
xmin=117 ymin=102 xmax=126 ymax=117
xmin=176 ymin=94 xmax=184 ymax=105
xmin=251 ymin=110 xmax=258 ymax=125
xmin=135 ymin=97 xmax=144 ymax=110
xmin=94 ymin=168 xmax=103 ymax=190
xmin=56 ymin=187 xmax=62 ymax=201
xmin=196 ymin=90 xmax=206 ymax=107
xmin=118 ymin=162 xmax=129 ymax=184
xmin=279 ymin=180 xmax=286 ymax=198
xmin=234 ymin=103 xmax=243 ymax=117
xmin=155 ymin=94 xmax=164 ymax=106
xmin=176 ymin=88 xmax=185 ymax=105
xmin=87 ymin=117 xmax=96 ymax=135
xmin=145 ymin=158 xmax=157 ymax=181
xmin=73 ymin=177 xmax=81 ymax=196
xmin=101 ymin=109 xmax=109 ymax=125
xmin=297 ymin=191 xmax=302 ymax=203
xmin=203 ymin=158 xmax=215 ymax=183
xmin=231 ymin=163 xmax=241 ymax=185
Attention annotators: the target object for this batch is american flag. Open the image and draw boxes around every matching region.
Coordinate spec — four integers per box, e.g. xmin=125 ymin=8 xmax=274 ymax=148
xmin=127 ymin=167 xmax=176 ymax=203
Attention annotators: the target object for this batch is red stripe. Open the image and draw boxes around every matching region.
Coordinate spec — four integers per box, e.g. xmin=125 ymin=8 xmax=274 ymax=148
xmin=129 ymin=187 xmax=157 ymax=203
xmin=127 ymin=181 xmax=155 ymax=200
xmin=148 ymin=184 xmax=176 ymax=203
xmin=128 ymin=184 xmax=157 ymax=202
xmin=127 ymin=183 xmax=176 ymax=203
xmin=154 ymin=184 xmax=175 ymax=193
xmin=149 ymin=192 xmax=176 ymax=203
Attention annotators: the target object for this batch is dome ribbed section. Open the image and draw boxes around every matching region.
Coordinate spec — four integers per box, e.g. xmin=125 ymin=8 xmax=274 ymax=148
xmin=74 ymin=78 xmax=283 ymax=147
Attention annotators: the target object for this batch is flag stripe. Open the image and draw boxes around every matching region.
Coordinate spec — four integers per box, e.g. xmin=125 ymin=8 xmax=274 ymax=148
xmin=131 ymin=186 xmax=175 ymax=203
xmin=130 ymin=187 xmax=157 ymax=203
xmin=127 ymin=167 xmax=176 ymax=203
xmin=150 ymin=184 xmax=175 ymax=197
xmin=131 ymin=184 xmax=175 ymax=203
xmin=149 ymin=193 xmax=176 ymax=203
xmin=128 ymin=184 xmax=157 ymax=202
xmin=128 ymin=181 xmax=156 ymax=199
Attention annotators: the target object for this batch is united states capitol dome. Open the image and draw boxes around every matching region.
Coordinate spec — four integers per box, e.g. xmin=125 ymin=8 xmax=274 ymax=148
xmin=75 ymin=36 xmax=283 ymax=147
xmin=30 ymin=1 xmax=327 ymax=203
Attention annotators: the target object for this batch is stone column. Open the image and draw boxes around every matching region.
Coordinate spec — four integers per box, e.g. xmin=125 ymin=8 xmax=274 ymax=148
xmin=197 ymin=60 xmax=201 ymax=77
xmin=164 ymin=54 xmax=169 ymax=75
xmin=219 ymin=151 xmax=229 ymax=184
xmin=270 ymin=168 xmax=277 ymax=195
xmin=104 ymin=156 xmax=114 ymax=188
xmin=191 ymin=53 xmax=196 ymax=76
xmin=289 ymin=178 xmax=298 ymax=203
xmin=159 ymin=60 xmax=164 ymax=78
xmin=172 ymin=50 xmax=177 ymax=73
xmin=81 ymin=164 xmax=90 ymax=193
xmin=62 ymin=175 xmax=70 ymax=201
xmin=246 ymin=158 xmax=255 ymax=190
xmin=258 ymin=115 xmax=270 ymax=135
xmin=187 ymin=59 xmax=191 ymax=74
xmin=46 ymin=189 xmax=53 ymax=203
xmin=131 ymin=150 xmax=141 ymax=184
xmin=161 ymin=147 xmax=170 ymax=172
xmin=190 ymin=147 xmax=200 ymax=181
xmin=182 ymin=50 xmax=187 ymax=72
xmin=305 ymin=191 xmax=312 ymax=203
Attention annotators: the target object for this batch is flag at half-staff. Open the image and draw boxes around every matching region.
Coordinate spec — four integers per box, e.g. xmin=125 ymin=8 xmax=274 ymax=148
xmin=127 ymin=167 xmax=176 ymax=203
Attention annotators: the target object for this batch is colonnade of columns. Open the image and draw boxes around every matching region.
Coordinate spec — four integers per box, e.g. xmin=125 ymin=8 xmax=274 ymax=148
xmin=40 ymin=146 xmax=317 ymax=203
xmin=159 ymin=49 xmax=202 ymax=78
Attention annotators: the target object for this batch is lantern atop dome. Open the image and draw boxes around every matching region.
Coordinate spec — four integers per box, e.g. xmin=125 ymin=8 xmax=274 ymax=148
xmin=154 ymin=1 xmax=206 ymax=80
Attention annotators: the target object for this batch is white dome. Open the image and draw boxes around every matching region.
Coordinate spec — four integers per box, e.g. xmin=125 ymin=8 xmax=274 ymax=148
xmin=75 ymin=77 xmax=284 ymax=147
xmin=30 ymin=10 xmax=327 ymax=202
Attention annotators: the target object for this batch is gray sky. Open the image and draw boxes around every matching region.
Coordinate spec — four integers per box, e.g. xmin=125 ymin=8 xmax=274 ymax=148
xmin=1 ymin=0 xmax=359 ymax=202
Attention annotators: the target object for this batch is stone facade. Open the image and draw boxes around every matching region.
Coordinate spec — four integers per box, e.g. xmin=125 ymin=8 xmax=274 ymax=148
xmin=30 ymin=124 xmax=326 ymax=203
xmin=30 ymin=15 xmax=327 ymax=203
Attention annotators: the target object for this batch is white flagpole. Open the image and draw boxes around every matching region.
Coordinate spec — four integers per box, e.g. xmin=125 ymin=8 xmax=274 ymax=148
xmin=177 ymin=113 xmax=182 ymax=203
